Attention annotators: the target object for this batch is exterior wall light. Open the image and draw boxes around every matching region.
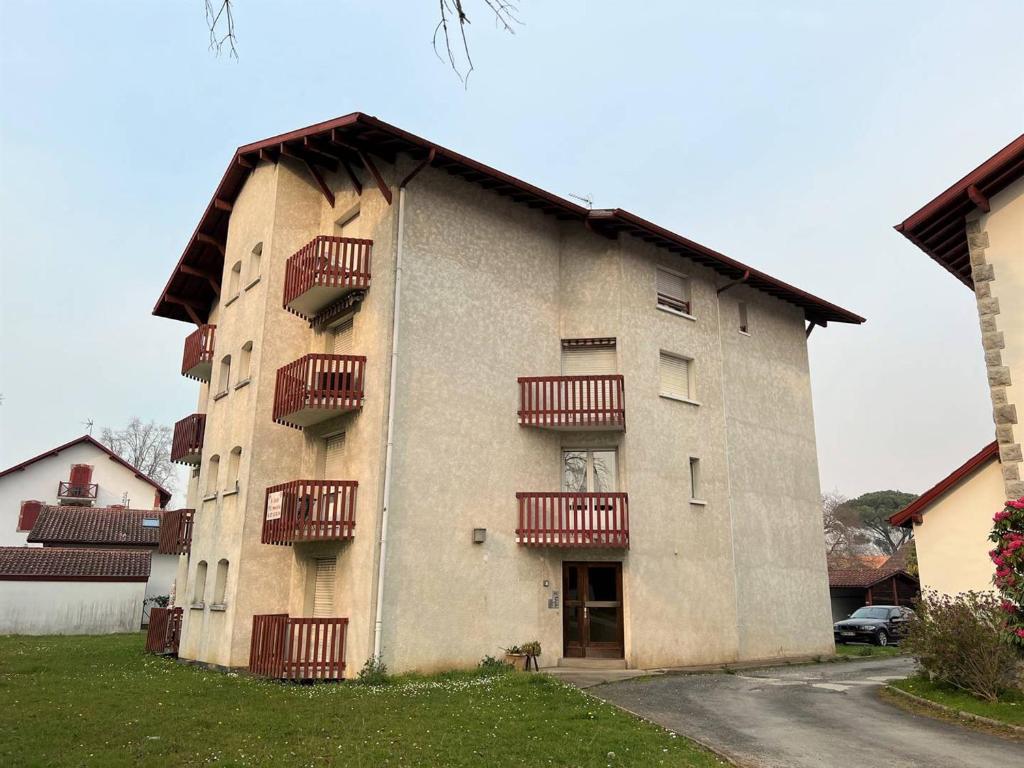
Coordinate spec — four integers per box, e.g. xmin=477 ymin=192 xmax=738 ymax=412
xmin=472 ymin=528 xmax=487 ymax=543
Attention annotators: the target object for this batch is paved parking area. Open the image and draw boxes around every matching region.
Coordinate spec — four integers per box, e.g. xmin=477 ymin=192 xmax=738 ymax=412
xmin=588 ymin=657 xmax=1023 ymax=768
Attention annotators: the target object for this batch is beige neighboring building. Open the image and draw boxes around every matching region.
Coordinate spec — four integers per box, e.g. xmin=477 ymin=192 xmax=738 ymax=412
xmin=891 ymin=133 xmax=1024 ymax=596
xmin=151 ymin=113 xmax=863 ymax=677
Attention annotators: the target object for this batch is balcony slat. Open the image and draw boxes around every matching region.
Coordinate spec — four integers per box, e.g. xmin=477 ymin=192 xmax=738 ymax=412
xmin=262 ymin=479 xmax=357 ymax=545
xmin=181 ymin=324 xmax=216 ymax=381
xmin=157 ymin=509 xmax=195 ymax=555
xmin=170 ymin=414 xmax=206 ymax=465
xmin=144 ymin=607 xmax=183 ymax=655
xmin=273 ymin=354 xmax=366 ymax=429
xmin=517 ymin=375 xmax=625 ymax=430
xmin=283 ymin=236 xmax=372 ymax=320
xmin=251 ymin=614 xmax=348 ymax=681
xmin=515 ymin=492 xmax=629 ymax=549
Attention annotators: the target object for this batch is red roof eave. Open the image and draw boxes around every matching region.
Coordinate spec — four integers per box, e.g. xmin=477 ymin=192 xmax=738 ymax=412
xmin=889 ymin=441 xmax=1000 ymax=528
xmin=153 ymin=112 xmax=864 ymax=328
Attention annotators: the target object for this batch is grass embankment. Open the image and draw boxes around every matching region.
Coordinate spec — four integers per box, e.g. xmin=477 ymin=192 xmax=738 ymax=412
xmin=834 ymin=643 xmax=905 ymax=658
xmin=889 ymin=675 xmax=1024 ymax=727
xmin=0 ymin=633 xmax=724 ymax=767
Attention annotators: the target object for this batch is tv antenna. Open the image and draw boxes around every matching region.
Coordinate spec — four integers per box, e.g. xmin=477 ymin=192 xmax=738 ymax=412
xmin=568 ymin=192 xmax=593 ymax=209
xmin=83 ymin=418 xmax=94 ymax=436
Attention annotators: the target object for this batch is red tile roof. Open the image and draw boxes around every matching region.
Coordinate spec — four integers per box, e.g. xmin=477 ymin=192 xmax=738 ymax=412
xmin=0 ymin=547 xmax=151 ymax=581
xmin=895 ymin=133 xmax=1024 ymax=287
xmin=27 ymin=506 xmax=164 ymax=547
xmin=153 ymin=112 xmax=864 ymax=328
xmin=889 ymin=441 xmax=1000 ymax=528
xmin=0 ymin=434 xmax=172 ymax=507
xmin=828 ymin=564 xmax=917 ymax=589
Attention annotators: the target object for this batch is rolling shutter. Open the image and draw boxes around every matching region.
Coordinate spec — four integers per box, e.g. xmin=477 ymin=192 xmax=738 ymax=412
xmin=561 ymin=345 xmax=616 ymax=376
xmin=332 ymin=318 xmax=354 ymax=356
xmin=659 ymin=352 xmax=691 ymax=399
xmin=325 ymin=433 xmax=346 ymax=478
xmin=656 ymin=268 xmax=690 ymax=313
xmin=313 ymin=558 xmax=336 ymax=618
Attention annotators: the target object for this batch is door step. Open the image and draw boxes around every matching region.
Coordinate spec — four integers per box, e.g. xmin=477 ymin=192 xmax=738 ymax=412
xmin=557 ymin=657 xmax=627 ymax=669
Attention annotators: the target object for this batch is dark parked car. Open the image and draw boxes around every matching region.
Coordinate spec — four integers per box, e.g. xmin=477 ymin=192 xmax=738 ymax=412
xmin=833 ymin=605 xmax=913 ymax=646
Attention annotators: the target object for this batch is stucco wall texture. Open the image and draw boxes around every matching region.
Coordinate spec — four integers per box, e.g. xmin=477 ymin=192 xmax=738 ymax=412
xmin=0 ymin=580 xmax=146 ymax=634
xmin=174 ymin=155 xmax=836 ymax=673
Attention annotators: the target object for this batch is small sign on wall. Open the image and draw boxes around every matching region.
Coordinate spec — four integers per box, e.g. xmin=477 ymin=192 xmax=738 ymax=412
xmin=548 ymin=591 xmax=560 ymax=610
xmin=266 ymin=491 xmax=283 ymax=521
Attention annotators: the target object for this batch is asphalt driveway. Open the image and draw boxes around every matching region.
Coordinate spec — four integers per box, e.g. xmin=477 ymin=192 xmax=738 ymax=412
xmin=589 ymin=657 xmax=1023 ymax=768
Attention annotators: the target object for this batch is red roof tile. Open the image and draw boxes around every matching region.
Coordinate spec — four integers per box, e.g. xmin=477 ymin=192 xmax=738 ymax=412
xmin=0 ymin=547 xmax=151 ymax=581
xmin=828 ymin=564 xmax=917 ymax=589
xmin=27 ymin=506 xmax=164 ymax=547
xmin=0 ymin=434 xmax=171 ymax=507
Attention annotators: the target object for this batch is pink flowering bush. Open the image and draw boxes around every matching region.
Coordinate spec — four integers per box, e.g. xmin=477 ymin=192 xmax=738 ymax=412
xmin=989 ymin=497 xmax=1024 ymax=648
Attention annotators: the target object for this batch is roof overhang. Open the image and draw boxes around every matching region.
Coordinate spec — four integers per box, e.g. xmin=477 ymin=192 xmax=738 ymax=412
xmin=889 ymin=441 xmax=1000 ymax=528
xmin=154 ymin=112 xmax=864 ymax=328
xmin=895 ymin=133 xmax=1024 ymax=288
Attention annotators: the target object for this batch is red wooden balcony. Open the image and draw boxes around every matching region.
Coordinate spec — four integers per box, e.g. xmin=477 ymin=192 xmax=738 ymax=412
xmin=170 ymin=413 xmax=206 ymax=465
xmin=262 ymin=480 xmax=357 ymax=545
xmin=250 ymin=614 xmax=348 ymax=680
xmin=518 ymin=375 xmax=625 ymax=430
xmin=56 ymin=481 xmax=98 ymax=504
xmin=158 ymin=509 xmax=195 ymax=555
xmin=273 ymin=354 xmax=366 ymax=429
xmin=283 ymin=235 xmax=372 ymax=320
xmin=181 ymin=324 xmax=216 ymax=381
xmin=145 ymin=606 xmax=183 ymax=655
xmin=516 ymin=492 xmax=629 ymax=548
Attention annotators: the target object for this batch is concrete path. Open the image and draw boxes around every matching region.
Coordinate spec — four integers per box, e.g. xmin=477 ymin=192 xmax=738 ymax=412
xmin=586 ymin=657 xmax=1024 ymax=768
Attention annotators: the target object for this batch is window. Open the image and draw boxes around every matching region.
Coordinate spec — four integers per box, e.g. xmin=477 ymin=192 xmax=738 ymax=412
xmin=312 ymin=557 xmax=337 ymax=618
xmin=248 ymin=242 xmax=263 ymax=285
xmin=226 ymin=447 xmax=241 ymax=492
xmin=228 ymin=260 xmax=242 ymax=298
xmin=142 ymin=517 xmax=160 ymax=528
xmin=562 ymin=449 xmax=617 ymax=493
xmin=217 ymin=354 xmax=231 ymax=395
xmin=689 ymin=458 xmax=703 ymax=502
xmin=656 ymin=268 xmax=691 ymax=316
xmin=325 ymin=432 xmax=346 ymax=478
xmin=738 ymin=302 xmax=749 ymax=334
xmin=212 ymin=559 xmax=229 ymax=605
xmin=560 ymin=339 xmax=616 ymax=376
xmin=336 ymin=208 xmax=361 ymax=238
xmin=237 ymin=342 xmax=253 ymax=384
xmin=206 ymin=455 xmax=220 ymax=496
xmin=659 ymin=351 xmax=694 ymax=402
xmin=332 ymin=317 xmax=354 ymax=356
xmin=193 ymin=560 xmax=208 ymax=605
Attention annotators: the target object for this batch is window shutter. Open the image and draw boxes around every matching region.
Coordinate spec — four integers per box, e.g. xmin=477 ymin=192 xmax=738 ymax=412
xmin=656 ymin=269 xmax=690 ymax=313
xmin=561 ymin=346 xmax=616 ymax=376
xmin=659 ymin=352 xmax=691 ymax=399
xmin=69 ymin=464 xmax=93 ymax=486
xmin=325 ymin=433 xmax=346 ymax=478
xmin=17 ymin=500 xmax=43 ymax=532
xmin=332 ymin=318 xmax=354 ymax=356
xmin=313 ymin=558 xmax=337 ymax=618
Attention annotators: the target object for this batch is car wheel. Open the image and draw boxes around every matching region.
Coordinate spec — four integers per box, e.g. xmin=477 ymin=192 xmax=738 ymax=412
xmin=875 ymin=630 xmax=888 ymax=647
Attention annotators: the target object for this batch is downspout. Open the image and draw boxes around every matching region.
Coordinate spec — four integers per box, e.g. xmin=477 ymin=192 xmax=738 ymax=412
xmin=373 ymin=149 xmax=435 ymax=659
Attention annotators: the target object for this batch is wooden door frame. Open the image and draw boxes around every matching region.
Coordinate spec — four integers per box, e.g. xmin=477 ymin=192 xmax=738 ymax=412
xmin=562 ymin=561 xmax=624 ymax=659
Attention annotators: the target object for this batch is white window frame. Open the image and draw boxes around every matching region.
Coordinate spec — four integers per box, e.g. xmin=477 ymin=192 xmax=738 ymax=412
xmin=659 ymin=350 xmax=699 ymax=406
xmin=689 ymin=457 xmax=706 ymax=505
xmin=561 ymin=448 xmax=618 ymax=494
xmin=655 ymin=266 xmax=695 ymax=321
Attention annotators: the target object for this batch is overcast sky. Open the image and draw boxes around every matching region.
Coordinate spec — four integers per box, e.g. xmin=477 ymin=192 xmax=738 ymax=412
xmin=1 ymin=1 xmax=1022 ymax=502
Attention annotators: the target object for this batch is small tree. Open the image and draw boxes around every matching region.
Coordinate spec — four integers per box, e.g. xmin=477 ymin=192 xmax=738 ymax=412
xmin=101 ymin=418 xmax=175 ymax=491
xmin=989 ymin=497 xmax=1024 ymax=648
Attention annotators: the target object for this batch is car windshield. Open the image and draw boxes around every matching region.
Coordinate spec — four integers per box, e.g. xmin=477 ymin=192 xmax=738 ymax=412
xmin=849 ymin=607 xmax=889 ymax=620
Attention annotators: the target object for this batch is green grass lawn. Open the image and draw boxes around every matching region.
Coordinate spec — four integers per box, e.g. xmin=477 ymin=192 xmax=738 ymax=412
xmin=0 ymin=634 xmax=723 ymax=768
xmin=834 ymin=643 xmax=905 ymax=658
xmin=890 ymin=675 xmax=1024 ymax=727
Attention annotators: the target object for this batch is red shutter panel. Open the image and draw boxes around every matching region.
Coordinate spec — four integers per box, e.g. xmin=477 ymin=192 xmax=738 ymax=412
xmin=69 ymin=464 xmax=94 ymax=486
xmin=17 ymin=500 xmax=43 ymax=532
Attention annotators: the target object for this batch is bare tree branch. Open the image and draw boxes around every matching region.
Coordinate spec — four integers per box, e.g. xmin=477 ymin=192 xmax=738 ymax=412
xmin=205 ymin=0 xmax=238 ymax=59
xmin=100 ymin=418 xmax=175 ymax=492
xmin=433 ymin=0 xmax=521 ymax=85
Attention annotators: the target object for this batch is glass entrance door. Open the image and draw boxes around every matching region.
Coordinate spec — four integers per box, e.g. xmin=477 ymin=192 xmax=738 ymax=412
xmin=562 ymin=562 xmax=623 ymax=659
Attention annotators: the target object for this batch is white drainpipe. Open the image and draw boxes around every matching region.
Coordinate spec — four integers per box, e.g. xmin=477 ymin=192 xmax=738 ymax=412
xmin=372 ymin=150 xmax=434 ymax=659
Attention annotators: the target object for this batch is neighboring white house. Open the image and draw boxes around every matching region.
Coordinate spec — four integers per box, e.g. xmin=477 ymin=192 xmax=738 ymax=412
xmin=0 ymin=547 xmax=150 ymax=634
xmin=0 ymin=434 xmax=171 ymax=547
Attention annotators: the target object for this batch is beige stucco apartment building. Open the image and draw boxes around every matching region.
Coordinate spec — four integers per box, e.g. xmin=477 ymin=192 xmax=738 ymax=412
xmin=152 ymin=113 xmax=863 ymax=677
xmin=891 ymin=134 xmax=1024 ymax=596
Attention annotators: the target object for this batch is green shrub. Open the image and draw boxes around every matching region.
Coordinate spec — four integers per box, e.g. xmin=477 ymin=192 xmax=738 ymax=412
xmin=903 ymin=590 xmax=1019 ymax=701
xmin=478 ymin=655 xmax=514 ymax=673
xmin=355 ymin=655 xmax=390 ymax=686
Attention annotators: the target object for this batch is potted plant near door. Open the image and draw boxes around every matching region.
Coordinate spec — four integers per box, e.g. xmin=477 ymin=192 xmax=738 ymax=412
xmin=503 ymin=645 xmax=527 ymax=670
xmin=522 ymin=640 xmax=541 ymax=671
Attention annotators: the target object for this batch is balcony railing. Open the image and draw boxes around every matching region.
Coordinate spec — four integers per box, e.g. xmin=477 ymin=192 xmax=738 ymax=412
xmin=57 ymin=481 xmax=98 ymax=503
xmin=283 ymin=236 xmax=372 ymax=320
xmin=158 ymin=509 xmax=195 ymax=555
xmin=170 ymin=413 xmax=206 ymax=465
xmin=516 ymin=492 xmax=629 ymax=548
xmin=273 ymin=354 xmax=366 ymax=429
xmin=145 ymin=607 xmax=183 ymax=655
xmin=250 ymin=614 xmax=348 ymax=680
xmin=181 ymin=324 xmax=216 ymax=381
xmin=518 ymin=375 xmax=625 ymax=430
xmin=262 ymin=480 xmax=357 ymax=545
